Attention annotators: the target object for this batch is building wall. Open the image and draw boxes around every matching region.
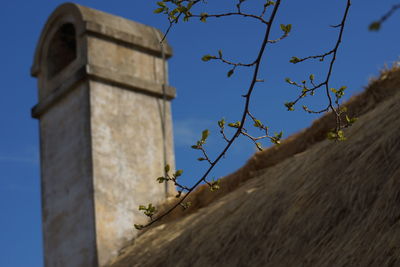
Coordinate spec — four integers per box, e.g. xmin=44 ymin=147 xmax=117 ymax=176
xmin=90 ymin=81 xmax=175 ymax=265
xmin=40 ymin=82 xmax=98 ymax=267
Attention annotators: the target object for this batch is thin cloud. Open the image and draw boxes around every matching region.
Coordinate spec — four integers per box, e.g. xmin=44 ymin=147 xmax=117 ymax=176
xmin=174 ymin=119 xmax=214 ymax=147
xmin=0 ymin=146 xmax=39 ymax=165
xmin=0 ymin=156 xmax=39 ymax=164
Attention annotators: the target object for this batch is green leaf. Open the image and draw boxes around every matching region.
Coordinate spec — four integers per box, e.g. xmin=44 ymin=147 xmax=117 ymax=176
xmin=253 ymin=119 xmax=263 ymax=128
xmin=218 ymin=118 xmax=225 ymax=128
xmin=271 ymin=131 xmax=283 ymax=145
xmin=280 ymin=24 xmax=292 ymax=34
xmin=255 ymin=142 xmax=263 ymax=151
xmin=164 ymin=164 xmax=170 ymax=173
xmin=157 ymin=1 xmax=166 ymax=7
xmin=285 ymin=77 xmax=294 ymax=84
xmin=180 ymin=202 xmax=192 ymax=209
xmin=345 ymin=115 xmax=357 ymax=125
xmin=138 ymin=205 xmax=146 ymax=211
xmin=289 ymin=56 xmax=301 ymax=64
xmin=332 ymin=86 xmax=346 ymax=98
xmin=327 ymin=131 xmax=337 ymax=140
xmin=286 ymin=24 xmax=292 ymax=33
xmin=227 ymin=69 xmax=234 ymax=77
xmin=200 ymin=12 xmax=208 ymax=22
xmin=201 ymin=129 xmax=210 ymax=141
xmin=191 ymin=145 xmax=200 ymax=149
xmin=197 ymin=157 xmax=206 ymax=161
xmin=337 ymin=130 xmax=346 ymax=141
xmin=187 ymin=2 xmax=194 ymax=10
xmin=156 ymin=177 xmax=167 ymax=183
xmin=284 ymin=102 xmax=295 ymax=111
xmin=309 ymin=74 xmax=315 ymax=81
xmin=327 ymin=130 xmax=346 ymax=141
xmin=369 ymin=21 xmax=381 ymax=31
xmin=175 ymin=169 xmax=183 ymax=177
xmin=266 ymin=0 xmax=275 ymax=6
xmin=218 ymin=50 xmax=223 ymax=58
xmin=201 ymin=54 xmax=215 ymax=62
xmin=154 ymin=7 xmax=165 ymax=14
xmin=209 ymin=179 xmax=221 ymax=192
xmin=228 ymin=121 xmax=241 ymax=128
xmin=177 ymin=6 xmax=188 ymax=13
xmin=134 ymin=224 xmax=144 ymax=230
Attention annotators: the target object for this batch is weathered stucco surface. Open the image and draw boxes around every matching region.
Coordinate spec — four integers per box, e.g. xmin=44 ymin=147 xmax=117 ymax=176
xmin=90 ymin=81 xmax=175 ymax=265
xmin=87 ymin=36 xmax=167 ymax=85
xmin=40 ymin=82 xmax=97 ymax=266
xmin=32 ymin=3 xmax=176 ymax=267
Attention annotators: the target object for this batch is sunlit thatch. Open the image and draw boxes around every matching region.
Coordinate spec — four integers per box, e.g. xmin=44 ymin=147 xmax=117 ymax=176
xmin=111 ymin=66 xmax=400 ymax=267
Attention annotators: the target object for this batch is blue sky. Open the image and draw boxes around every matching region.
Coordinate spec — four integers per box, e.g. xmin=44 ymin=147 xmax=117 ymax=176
xmin=1 ymin=1 xmax=400 ymax=266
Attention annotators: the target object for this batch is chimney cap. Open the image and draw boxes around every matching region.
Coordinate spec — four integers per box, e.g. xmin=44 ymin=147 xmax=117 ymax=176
xmin=31 ymin=2 xmax=173 ymax=77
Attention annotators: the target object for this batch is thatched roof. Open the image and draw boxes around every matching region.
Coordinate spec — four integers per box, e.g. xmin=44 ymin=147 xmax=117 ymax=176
xmin=110 ymin=67 xmax=400 ymax=267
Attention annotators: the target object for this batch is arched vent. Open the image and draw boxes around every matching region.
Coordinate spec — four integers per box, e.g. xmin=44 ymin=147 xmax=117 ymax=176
xmin=46 ymin=23 xmax=77 ymax=78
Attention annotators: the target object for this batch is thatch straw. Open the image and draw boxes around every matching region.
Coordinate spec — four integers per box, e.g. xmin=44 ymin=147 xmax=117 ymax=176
xmin=111 ymin=67 xmax=400 ymax=267
xmin=147 ymin=66 xmax=400 ymax=225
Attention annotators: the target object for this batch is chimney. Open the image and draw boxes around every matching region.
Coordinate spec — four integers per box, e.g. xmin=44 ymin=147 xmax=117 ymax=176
xmin=31 ymin=3 xmax=176 ymax=266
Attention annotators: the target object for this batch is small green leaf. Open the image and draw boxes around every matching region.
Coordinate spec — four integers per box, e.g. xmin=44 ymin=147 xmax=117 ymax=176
xmin=280 ymin=24 xmax=292 ymax=34
xmin=289 ymin=56 xmax=301 ymax=64
xmin=369 ymin=21 xmax=381 ymax=31
xmin=164 ymin=164 xmax=170 ymax=173
xmin=345 ymin=115 xmax=357 ymax=125
xmin=134 ymin=224 xmax=144 ymax=230
xmin=180 ymin=201 xmax=192 ymax=209
xmin=197 ymin=157 xmax=206 ymax=161
xmin=201 ymin=54 xmax=215 ymax=62
xmin=200 ymin=12 xmax=208 ymax=22
xmin=253 ymin=119 xmax=263 ymax=128
xmin=228 ymin=121 xmax=241 ymax=128
xmin=227 ymin=69 xmax=234 ymax=77
xmin=284 ymin=102 xmax=295 ymax=111
xmin=157 ymin=1 xmax=166 ymax=7
xmin=201 ymin=129 xmax=210 ymax=141
xmin=255 ymin=142 xmax=263 ymax=151
xmin=285 ymin=77 xmax=294 ymax=84
xmin=327 ymin=130 xmax=346 ymax=141
xmin=177 ymin=6 xmax=188 ymax=13
xmin=218 ymin=118 xmax=225 ymax=129
xmin=175 ymin=169 xmax=183 ymax=177
xmin=271 ymin=131 xmax=283 ymax=145
xmin=218 ymin=50 xmax=223 ymax=58
xmin=266 ymin=0 xmax=275 ymax=6
xmin=156 ymin=177 xmax=167 ymax=183
xmin=337 ymin=130 xmax=346 ymax=141
xmin=209 ymin=179 xmax=221 ymax=192
xmin=154 ymin=7 xmax=165 ymax=14
xmin=309 ymin=74 xmax=315 ymax=81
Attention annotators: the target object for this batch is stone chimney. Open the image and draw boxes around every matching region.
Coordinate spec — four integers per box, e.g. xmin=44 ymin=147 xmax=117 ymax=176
xmin=31 ymin=3 xmax=176 ymax=266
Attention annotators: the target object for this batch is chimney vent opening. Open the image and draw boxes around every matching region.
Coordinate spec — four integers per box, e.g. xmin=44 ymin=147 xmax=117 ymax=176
xmin=46 ymin=23 xmax=77 ymax=79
